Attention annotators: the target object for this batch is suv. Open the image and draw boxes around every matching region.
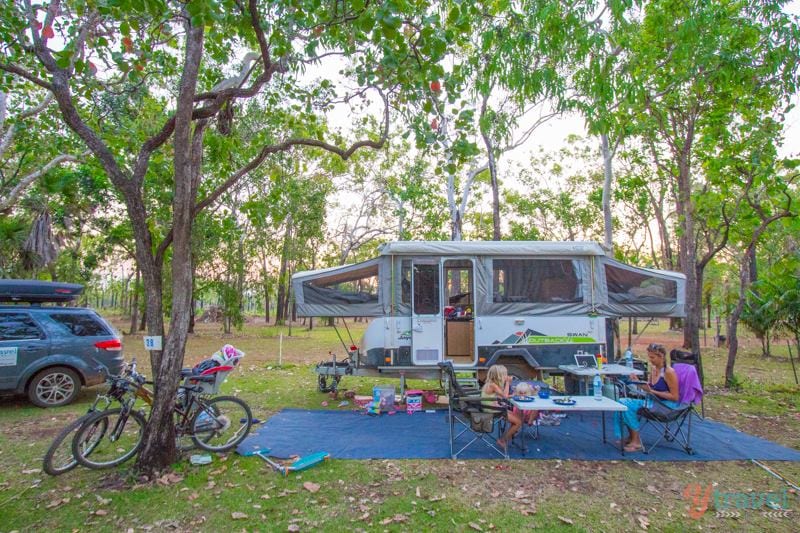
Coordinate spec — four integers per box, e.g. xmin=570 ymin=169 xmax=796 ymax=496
xmin=0 ymin=280 xmax=124 ymax=407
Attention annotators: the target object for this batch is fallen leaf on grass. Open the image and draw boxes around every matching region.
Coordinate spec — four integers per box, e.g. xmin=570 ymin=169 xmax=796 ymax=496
xmin=380 ymin=514 xmax=409 ymax=525
xmin=558 ymin=516 xmax=574 ymax=525
xmin=231 ymin=512 xmax=248 ymax=520
xmin=94 ymin=509 xmax=108 ymax=516
xmin=156 ymin=473 xmax=184 ymax=486
xmin=95 ymin=495 xmax=111 ymax=505
xmin=46 ymin=498 xmax=69 ymax=509
xmin=187 ymin=492 xmax=199 ymax=501
xmin=22 ymin=468 xmax=40 ymax=475
xmin=303 ymin=482 xmax=320 ymax=493
xmin=637 ymin=515 xmax=650 ymax=530
xmin=469 ymin=523 xmax=483 ymax=531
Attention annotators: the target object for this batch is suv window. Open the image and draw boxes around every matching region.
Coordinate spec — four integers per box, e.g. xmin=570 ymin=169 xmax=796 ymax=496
xmin=0 ymin=312 xmax=44 ymax=340
xmin=47 ymin=313 xmax=109 ymax=337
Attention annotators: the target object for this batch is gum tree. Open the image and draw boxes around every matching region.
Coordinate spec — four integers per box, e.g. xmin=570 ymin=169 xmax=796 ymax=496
xmin=0 ymin=0 xmax=458 ymax=472
xmin=619 ymin=0 xmax=800 ymax=351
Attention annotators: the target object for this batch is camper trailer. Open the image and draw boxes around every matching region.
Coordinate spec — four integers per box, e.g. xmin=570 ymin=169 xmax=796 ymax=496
xmin=293 ymin=241 xmax=685 ymax=391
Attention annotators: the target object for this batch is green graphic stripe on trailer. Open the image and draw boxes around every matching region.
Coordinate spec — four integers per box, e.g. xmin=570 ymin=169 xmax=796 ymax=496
xmin=526 ymin=336 xmax=597 ymax=344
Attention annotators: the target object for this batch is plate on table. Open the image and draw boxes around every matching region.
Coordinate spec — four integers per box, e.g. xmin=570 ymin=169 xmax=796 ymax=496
xmin=512 ymin=395 xmax=535 ymax=402
xmin=552 ymin=397 xmax=576 ymax=406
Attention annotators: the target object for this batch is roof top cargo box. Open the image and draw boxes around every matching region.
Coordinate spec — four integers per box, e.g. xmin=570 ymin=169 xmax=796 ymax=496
xmin=0 ymin=280 xmax=84 ymax=303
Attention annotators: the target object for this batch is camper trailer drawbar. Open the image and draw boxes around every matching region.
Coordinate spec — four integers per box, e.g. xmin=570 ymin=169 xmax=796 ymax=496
xmin=293 ymin=241 xmax=686 ymax=392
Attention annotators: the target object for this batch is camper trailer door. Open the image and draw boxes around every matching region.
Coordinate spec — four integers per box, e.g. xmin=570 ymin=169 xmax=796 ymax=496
xmin=411 ymin=261 xmax=442 ymax=365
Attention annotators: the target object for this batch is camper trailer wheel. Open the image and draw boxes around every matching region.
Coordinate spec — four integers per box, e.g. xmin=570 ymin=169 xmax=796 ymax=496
xmin=318 ymin=374 xmax=340 ymax=393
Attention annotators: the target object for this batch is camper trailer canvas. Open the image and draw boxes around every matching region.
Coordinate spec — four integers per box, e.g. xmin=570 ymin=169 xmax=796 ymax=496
xmin=293 ymin=241 xmax=686 ymax=387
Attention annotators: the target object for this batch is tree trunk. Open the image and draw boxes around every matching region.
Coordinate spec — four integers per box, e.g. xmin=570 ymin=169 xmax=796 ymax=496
xmin=675 ymin=145 xmax=701 ymax=351
xmin=275 ymin=220 xmax=292 ymax=325
xmin=135 ymin=22 xmax=205 ymax=474
xmin=479 ymin=108 xmax=501 ymax=241
xmin=600 ymin=134 xmax=614 ymax=252
xmin=264 ymin=280 xmax=270 ymax=324
xmin=451 ymin=213 xmax=462 ymax=241
xmin=725 ymin=253 xmax=751 ymax=387
xmin=129 ymin=268 xmax=140 ymax=335
xmin=188 ymin=256 xmax=196 ymax=334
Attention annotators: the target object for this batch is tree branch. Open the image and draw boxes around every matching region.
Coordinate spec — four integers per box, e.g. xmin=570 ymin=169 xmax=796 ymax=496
xmin=0 ymin=63 xmax=53 ymax=91
xmin=0 ymin=150 xmax=88 ymax=212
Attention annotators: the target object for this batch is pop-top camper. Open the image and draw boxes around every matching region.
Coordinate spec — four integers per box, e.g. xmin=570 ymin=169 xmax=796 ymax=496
xmin=293 ymin=241 xmax=685 ymax=392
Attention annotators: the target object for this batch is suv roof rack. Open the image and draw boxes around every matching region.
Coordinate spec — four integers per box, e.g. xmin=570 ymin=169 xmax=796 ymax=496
xmin=0 ymin=280 xmax=84 ymax=303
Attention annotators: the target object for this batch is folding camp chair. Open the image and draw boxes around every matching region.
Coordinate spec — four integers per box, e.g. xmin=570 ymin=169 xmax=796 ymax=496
xmin=438 ymin=362 xmax=509 ymax=459
xmin=637 ymin=363 xmax=704 ymax=455
xmin=670 ymin=349 xmax=705 ymax=417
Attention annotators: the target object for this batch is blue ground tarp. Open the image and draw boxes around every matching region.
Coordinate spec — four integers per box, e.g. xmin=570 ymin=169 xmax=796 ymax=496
xmin=237 ymin=408 xmax=800 ymax=462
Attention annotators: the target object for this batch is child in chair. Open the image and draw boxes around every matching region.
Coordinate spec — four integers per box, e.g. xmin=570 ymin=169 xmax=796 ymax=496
xmin=512 ymin=381 xmax=539 ymax=426
xmin=482 ymin=365 xmax=521 ymax=450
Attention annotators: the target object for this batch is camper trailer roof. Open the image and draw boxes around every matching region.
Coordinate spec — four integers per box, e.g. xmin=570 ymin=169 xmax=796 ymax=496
xmin=378 ymin=241 xmax=606 ymax=257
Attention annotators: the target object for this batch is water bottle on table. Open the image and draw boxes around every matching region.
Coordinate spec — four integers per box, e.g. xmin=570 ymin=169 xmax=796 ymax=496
xmin=593 ymin=373 xmax=603 ymax=401
xmin=625 ymin=347 xmax=634 ymax=368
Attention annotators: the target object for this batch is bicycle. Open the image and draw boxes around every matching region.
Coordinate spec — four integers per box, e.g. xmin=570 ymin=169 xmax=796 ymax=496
xmin=42 ymin=360 xmax=152 ymax=476
xmin=71 ymin=352 xmax=252 ymax=469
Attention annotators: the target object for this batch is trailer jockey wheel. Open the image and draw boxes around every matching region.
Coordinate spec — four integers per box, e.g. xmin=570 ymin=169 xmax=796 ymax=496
xmin=318 ymin=374 xmax=341 ymax=393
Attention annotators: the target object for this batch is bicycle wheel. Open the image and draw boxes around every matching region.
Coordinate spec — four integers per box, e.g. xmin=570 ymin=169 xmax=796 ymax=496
xmin=191 ymin=396 xmax=252 ymax=452
xmin=71 ymin=407 xmax=146 ymax=469
xmin=43 ymin=412 xmax=108 ymax=476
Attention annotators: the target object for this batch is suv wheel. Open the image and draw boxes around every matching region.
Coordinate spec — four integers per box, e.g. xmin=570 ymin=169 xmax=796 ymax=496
xmin=28 ymin=367 xmax=81 ymax=407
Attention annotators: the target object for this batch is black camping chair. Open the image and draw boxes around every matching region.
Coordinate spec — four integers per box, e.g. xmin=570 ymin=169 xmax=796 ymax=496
xmin=637 ymin=364 xmax=703 ymax=455
xmin=670 ymin=349 xmax=705 ymax=417
xmin=438 ymin=362 xmax=509 ymax=459
xmin=637 ymin=397 xmax=696 ymax=455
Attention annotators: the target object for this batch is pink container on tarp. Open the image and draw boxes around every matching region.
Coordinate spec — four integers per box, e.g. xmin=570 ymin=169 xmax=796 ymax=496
xmin=406 ymin=389 xmax=423 ymax=414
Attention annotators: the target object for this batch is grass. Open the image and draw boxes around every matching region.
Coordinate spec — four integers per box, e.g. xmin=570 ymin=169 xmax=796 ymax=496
xmin=0 ymin=316 xmax=799 ymax=531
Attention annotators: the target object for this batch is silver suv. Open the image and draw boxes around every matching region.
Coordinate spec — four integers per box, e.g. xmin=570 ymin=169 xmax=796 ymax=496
xmin=0 ymin=280 xmax=124 ymax=407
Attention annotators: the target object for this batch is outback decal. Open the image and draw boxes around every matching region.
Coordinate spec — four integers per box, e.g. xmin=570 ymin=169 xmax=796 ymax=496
xmin=491 ymin=329 xmax=597 ymax=345
xmin=0 ymin=346 xmax=18 ymax=366
xmin=398 ymin=330 xmax=412 ymax=341
xmin=527 ymin=335 xmax=597 ymax=344
xmin=492 ymin=329 xmax=544 ymax=345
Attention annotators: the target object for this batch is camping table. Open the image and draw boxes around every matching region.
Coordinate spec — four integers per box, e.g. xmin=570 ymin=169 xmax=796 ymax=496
xmin=510 ymin=396 xmax=628 ymax=455
xmin=559 ymin=363 xmax=644 ymax=396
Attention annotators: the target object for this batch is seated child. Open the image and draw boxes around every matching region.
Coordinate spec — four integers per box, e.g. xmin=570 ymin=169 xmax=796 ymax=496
xmin=512 ymin=382 xmax=539 ymax=426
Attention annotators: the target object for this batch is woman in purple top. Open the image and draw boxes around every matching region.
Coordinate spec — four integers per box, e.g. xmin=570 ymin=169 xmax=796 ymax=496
xmin=616 ymin=343 xmax=681 ymax=452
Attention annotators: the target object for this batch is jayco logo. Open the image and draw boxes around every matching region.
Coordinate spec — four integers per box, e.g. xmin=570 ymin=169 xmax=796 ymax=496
xmin=682 ymin=483 xmax=791 ymax=519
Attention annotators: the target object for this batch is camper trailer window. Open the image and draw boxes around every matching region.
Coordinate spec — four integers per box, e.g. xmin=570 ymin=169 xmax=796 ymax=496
xmin=604 ymin=264 xmax=677 ymax=304
xmin=413 ymin=264 xmax=440 ymax=315
xmin=401 ymin=260 xmax=412 ymax=305
xmin=303 ymin=264 xmax=379 ymax=305
xmin=492 ymin=259 xmax=581 ymax=303
xmin=445 ymin=260 xmax=473 ymax=307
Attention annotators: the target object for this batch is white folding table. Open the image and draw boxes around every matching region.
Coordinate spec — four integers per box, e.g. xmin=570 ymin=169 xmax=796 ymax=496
xmin=559 ymin=363 xmax=644 ymax=396
xmin=510 ymin=396 xmax=629 ymax=455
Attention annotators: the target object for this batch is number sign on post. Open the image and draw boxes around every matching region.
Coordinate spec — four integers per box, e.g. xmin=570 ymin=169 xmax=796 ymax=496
xmin=143 ymin=336 xmax=163 ymax=351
